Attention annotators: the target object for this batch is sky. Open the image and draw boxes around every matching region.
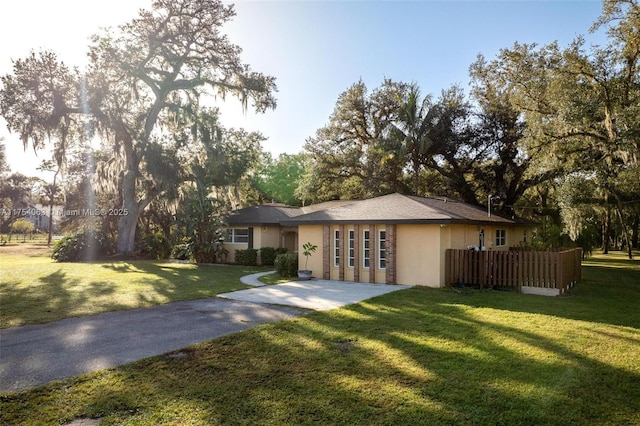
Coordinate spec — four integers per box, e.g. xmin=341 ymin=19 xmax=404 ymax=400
xmin=0 ymin=0 xmax=607 ymax=179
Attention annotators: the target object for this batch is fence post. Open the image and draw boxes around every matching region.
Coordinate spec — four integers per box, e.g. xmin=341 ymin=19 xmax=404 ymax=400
xmin=517 ymin=250 xmax=523 ymax=293
xmin=479 ymin=250 xmax=485 ymax=289
xmin=556 ymin=251 xmax=563 ymax=293
xmin=445 ymin=249 xmax=451 ymax=286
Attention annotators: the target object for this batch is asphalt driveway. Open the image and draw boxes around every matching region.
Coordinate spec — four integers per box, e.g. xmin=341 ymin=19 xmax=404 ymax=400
xmin=0 ymin=277 xmax=410 ymax=393
xmin=0 ymin=298 xmax=305 ymax=393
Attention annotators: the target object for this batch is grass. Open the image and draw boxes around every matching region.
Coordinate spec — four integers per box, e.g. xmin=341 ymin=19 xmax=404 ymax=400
xmin=258 ymin=272 xmax=295 ymax=285
xmin=0 ymin=243 xmax=271 ymax=328
xmin=1 ymin=250 xmax=639 ymax=425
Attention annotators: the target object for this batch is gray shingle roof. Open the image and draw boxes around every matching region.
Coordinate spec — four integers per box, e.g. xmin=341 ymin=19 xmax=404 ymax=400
xmin=281 ymin=193 xmax=518 ymax=225
xmin=225 ymin=194 xmax=522 ymax=227
xmin=225 ymin=204 xmax=302 ymax=226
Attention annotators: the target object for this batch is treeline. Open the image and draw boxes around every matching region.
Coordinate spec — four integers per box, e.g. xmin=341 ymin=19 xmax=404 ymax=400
xmin=0 ymin=0 xmax=282 ymax=258
xmin=297 ymin=0 xmax=640 ymax=255
xmin=0 ymin=128 xmax=306 ymax=260
xmin=1 ymin=0 xmax=639 ymax=259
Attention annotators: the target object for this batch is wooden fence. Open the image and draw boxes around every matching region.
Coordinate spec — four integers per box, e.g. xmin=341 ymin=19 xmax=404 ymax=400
xmin=445 ymin=248 xmax=582 ymax=295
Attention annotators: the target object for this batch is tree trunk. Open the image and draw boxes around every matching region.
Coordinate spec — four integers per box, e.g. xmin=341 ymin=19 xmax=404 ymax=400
xmin=616 ymin=204 xmax=633 ymax=260
xmin=116 ymin=170 xmax=139 ymax=254
xmin=632 ymin=214 xmax=639 ymax=249
xmin=47 ymin=170 xmax=59 ymax=246
xmin=412 ymin=155 xmax=420 ymax=195
xmin=602 ymin=205 xmax=611 ymax=254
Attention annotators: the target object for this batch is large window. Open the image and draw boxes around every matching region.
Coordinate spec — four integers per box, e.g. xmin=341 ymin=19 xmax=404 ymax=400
xmin=495 ymin=229 xmax=506 ymax=247
xmin=334 ymin=229 xmax=340 ymax=267
xmin=363 ymin=229 xmax=370 ymax=268
xmin=348 ymin=230 xmax=355 ymax=267
xmin=378 ymin=229 xmax=386 ymax=270
xmin=225 ymin=228 xmax=249 ymax=243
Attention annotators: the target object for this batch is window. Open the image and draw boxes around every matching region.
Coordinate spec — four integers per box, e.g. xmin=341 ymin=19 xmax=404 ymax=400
xmin=378 ymin=229 xmax=386 ymax=270
xmin=225 ymin=228 xmax=249 ymax=243
xmin=333 ymin=229 xmax=340 ymax=267
xmin=495 ymin=229 xmax=506 ymax=247
xmin=523 ymin=229 xmax=528 ymax=245
xmin=348 ymin=230 xmax=355 ymax=267
xmin=363 ymin=229 xmax=370 ymax=268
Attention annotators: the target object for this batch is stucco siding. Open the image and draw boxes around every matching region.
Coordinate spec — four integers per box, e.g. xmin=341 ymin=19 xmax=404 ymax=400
xmin=223 ymin=243 xmax=248 ymax=263
xmin=297 ymin=225 xmax=324 ymax=276
xmin=255 ymin=226 xmax=281 ymax=264
xmin=444 ymin=224 xmax=529 ymax=251
xmin=396 ymin=224 xmax=442 ymax=287
xmin=259 ymin=226 xmax=281 ymax=248
xmin=223 ymin=226 xmax=289 ymax=264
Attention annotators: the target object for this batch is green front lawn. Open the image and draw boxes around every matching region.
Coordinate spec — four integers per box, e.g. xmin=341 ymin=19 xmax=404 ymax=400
xmin=1 ymin=251 xmax=639 ymax=425
xmin=0 ymin=243 xmax=270 ymax=328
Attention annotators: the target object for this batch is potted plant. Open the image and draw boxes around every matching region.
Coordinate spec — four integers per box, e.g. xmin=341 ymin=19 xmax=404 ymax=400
xmin=297 ymin=241 xmax=317 ymax=280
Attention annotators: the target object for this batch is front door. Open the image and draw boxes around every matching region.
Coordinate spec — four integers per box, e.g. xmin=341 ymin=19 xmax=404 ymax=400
xmin=284 ymin=231 xmax=298 ymax=254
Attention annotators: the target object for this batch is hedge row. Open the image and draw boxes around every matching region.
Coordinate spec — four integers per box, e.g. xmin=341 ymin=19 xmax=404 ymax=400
xmin=234 ymin=247 xmax=289 ymax=266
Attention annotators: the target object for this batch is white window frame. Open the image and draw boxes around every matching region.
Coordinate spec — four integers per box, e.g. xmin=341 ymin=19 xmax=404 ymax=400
xmin=495 ymin=229 xmax=507 ymax=247
xmin=348 ymin=229 xmax=355 ymax=268
xmin=225 ymin=228 xmax=249 ymax=244
xmin=363 ymin=229 xmax=370 ymax=269
xmin=333 ymin=229 xmax=340 ymax=267
xmin=378 ymin=229 xmax=386 ymax=270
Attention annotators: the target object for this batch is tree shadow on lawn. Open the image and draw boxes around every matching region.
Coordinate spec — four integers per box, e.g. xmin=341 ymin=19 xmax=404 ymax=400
xmin=100 ymin=260 xmax=266 ymax=296
xmin=321 ymin=301 xmax=640 ymax=424
xmin=40 ymin=294 xmax=639 ymax=425
xmin=0 ymin=270 xmax=127 ymax=328
xmin=5 ymin=261 xmax=637 ymax=423
xmin=4 ymin=260 xmax=639 ymax=424
xmin=436 ymin=263 xmax=640 ymax=330
xmin=2 ymin=259 xmax=267 ymax=328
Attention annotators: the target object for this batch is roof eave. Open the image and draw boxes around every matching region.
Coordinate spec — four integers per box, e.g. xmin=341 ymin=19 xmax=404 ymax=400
xmin=281 ymin=218 xmax=520 ymax=226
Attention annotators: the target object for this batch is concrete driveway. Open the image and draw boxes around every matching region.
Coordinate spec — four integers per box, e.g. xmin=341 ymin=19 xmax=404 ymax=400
xmin=218 ymin=278 xmax=411 ymax=310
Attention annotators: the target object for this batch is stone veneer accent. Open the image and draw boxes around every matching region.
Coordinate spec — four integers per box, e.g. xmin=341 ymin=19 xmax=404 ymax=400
xmin=354 ymin=225 xmax=360 ymax=282
xmin=385 ymin=224 xmax=397 ymax=284
xmin=322 ymin=223 xmax=396 ymax=284
xmin=322 ymin=225 xmax=330 ymax=279
xmin=369 ymin=224 xmax=376 ymax=284
xmin=338 ymin=225 xmax=345 ymax=280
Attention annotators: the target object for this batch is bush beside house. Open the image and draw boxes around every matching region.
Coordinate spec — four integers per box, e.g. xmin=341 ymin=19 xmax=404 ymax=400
xmin=260 ymin=247 xmax=288 ymax=266
xmin=235 ymin=248 xmax=258 ymax=266
xmin=275 ymin=253 xmax=298 ymax=277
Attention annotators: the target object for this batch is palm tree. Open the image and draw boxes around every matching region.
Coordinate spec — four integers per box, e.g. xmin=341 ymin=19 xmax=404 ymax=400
xmin=388 ymin=84 xmax=438 ymax=194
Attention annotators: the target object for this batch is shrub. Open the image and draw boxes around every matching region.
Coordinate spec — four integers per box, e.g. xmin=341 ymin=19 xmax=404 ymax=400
xmin=170 ymin=242 xmax=194 ymax=261
xmin=136 ymin=231 xmax=172 ymax=259
xmin=235 ymin=248 xmax=258 ymax=266
xmin=274 ymin=253 xmax=298 ymax=278
xmin=52 ymin=229 xmax=115 ymax=262
xmin=259 ymin=247 xmax=286 ymax=266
